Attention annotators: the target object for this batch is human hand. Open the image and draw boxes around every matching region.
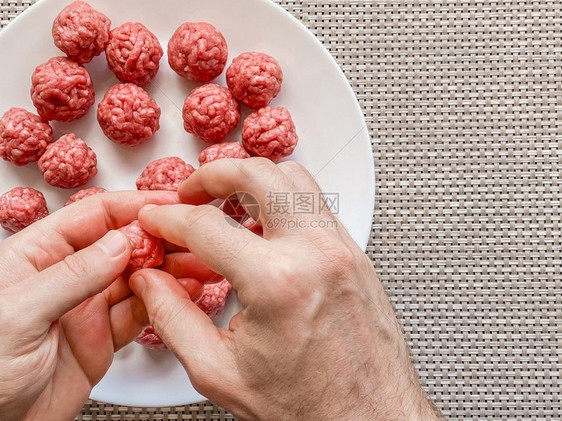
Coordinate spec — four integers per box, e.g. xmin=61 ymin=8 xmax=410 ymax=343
xmin=130 ymin=158 xmax=441 ymax=420
xmin=0 ymin=190 xmax=178 ymax=421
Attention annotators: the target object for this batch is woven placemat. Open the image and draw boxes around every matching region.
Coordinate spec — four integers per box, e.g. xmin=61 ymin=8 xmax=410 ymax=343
xmin=2 ymin=0 xmax=561 ymax=420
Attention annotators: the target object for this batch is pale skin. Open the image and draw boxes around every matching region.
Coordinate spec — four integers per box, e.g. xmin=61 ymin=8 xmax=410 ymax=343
xmin=0 ymin=158 xmax=441 ymax=420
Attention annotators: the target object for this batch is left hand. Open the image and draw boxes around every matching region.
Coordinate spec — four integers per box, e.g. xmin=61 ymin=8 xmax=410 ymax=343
xmin=0 ymin=190 xmax=177 ymax=421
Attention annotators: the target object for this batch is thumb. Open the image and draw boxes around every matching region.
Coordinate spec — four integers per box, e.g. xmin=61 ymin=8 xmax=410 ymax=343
xmin=9 ymin=230 xmax=131 ymax=327
xmin=129 ymin=269 xmax=232 ymax=390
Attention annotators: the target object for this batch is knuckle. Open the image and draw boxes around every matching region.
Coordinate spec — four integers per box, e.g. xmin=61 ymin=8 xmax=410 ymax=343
xmin=241 ymin=157 xmax=278 ymax=179
xmin=148 ymin=293 xmax=188 ymax=335
xmin=149 ymin=296 xmax=176 ymax=329
xmin=0 ymin=291 xmax=32 ymax=334
xmin=265 ymin=257 xmax=314 ymax=305
xmin=0 ymin=295 xmax=14 ymax=325
xmin=277 ymin=159 xmax=305 ymax=174
xmin=278 ymin=160 xmax=319 ymax=190
xmin=320 ymin=243 xmax=358 ymax=283
xmin=186 ymin=204 xmax=216 ymax=226
xmin=62 ymin=253 xmax=95 ymax=280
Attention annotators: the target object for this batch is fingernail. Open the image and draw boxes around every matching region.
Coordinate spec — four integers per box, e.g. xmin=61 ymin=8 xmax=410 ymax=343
xmin=142 ymin=204 xmax=158 ymax=212
xmin=96 ymin=230 xmax=128 ymax=257
xmin=131 ymin=273 xmax=147 ymax=295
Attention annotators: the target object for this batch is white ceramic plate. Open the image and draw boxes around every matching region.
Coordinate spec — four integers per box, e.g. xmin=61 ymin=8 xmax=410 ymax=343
xmin=0 ymin=0 xmax=375 ymax=407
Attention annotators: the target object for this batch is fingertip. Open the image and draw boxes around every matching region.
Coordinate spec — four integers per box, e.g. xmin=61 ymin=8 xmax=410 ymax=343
xmin=95 ymin=230 xmax=130 ymax=258
xmin=178 ymin=179 xmax=215 ymax=205
xmin=130 ymin=268 xmax=190 ymax=300
xmin=137 ymin=205 xmax=167 ymax=238
xmin=177 ymin=277 xmax=205 ymax=301
xmin=129 ymin=271 xmax=147 ymax=297
xmin=140 ymin=203 xmax=158 ymax=213
xmin=110 ymin=295 xmax=150 ymax=351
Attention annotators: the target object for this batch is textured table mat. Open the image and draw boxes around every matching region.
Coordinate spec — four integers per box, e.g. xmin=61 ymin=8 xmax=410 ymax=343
xmin=2 ymin=0 xmax=562 ymax=419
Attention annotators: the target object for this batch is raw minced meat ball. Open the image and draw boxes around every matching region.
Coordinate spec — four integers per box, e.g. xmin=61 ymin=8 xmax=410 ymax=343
xmin=0 ymin=187 xmax=49 ymax=233
xmin=182 ymin=83 xmax=240 ymax=143
xmin=136 ymin=157 xmax=195 ymax=191
xmin=198 ymin=142 xmax=250 ymax=166
xmin=135 ymin=327 xmax=168 ymax=351
xmin=97 ymin=83 xmax=161 ymax=146
xmin=135 ymin=278 xmax=233 ymax=350
xmin=118 ymin=220 xmax=164 ymax=273
xmin=167 ymin=22 xmax=227 ymax=82
xmin=38 ymin=133 xmax=97 ymax=188
xmin=30 ymin=56 xmax=95 ymax=122
xmin=52 ymin=1 xmax=111 ymax=64
xmin=64 ymin=186 xmax=106 ymax=206
xmin=226 ymin=52 xmax=283 ymax=109
xmin=194 ymin=278 xmax=233 ymax=318
xmin=105 ymin=22 xmax=163 ymax=86
xmin=0 ymin=108 xmax=53 ymax=166
xmin=242 ymin=106 xmax=298 ymax=162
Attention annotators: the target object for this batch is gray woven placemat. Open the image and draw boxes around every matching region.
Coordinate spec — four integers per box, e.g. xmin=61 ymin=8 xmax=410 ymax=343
xmin=2 ymin=0 xmax=561 ymax=420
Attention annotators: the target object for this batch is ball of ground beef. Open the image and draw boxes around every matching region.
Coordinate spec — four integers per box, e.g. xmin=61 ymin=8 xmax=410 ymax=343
xmin=242 ymin=106 xmax=298 ymax=161
xmin=105 ymin=22 xmax=163 ymax=86
xmin=118 ymin=220 xmax=164 ymax=273
xmin=136 ymin=157 xmax=195 ymax=191
xmin=52 ymin=1 xmax=111 ymax=64
xmin=135 ymin=278 xmax=233 ymax=350
xmin=194 ymin=278 xmax=232 ymax=318
xmin=97 ymin=83 xmax=161 ymax=146
xmin=0 ymin=187 xmax=49 ymax=233
xmin=64 ymin=186 xmax=106 ymax=206
xmin=135 ymin=326 xmax=168 ymax=351
xmin=182 ymin=83 xmax=240 ymax=143
xmin=167 ymin=22 xmax=227 ymax=82
xmin=0 ymin=108 xmax=53 ymax=166
xmin=38 ymin=133 xmax=97 ymax=188
xmin=198 ymin=142 xmax=250 ymax=166
xmin=226 ymin=52 xmax=283 ymax=109
xmin=30 ymin=56 xmax=95 ymax=122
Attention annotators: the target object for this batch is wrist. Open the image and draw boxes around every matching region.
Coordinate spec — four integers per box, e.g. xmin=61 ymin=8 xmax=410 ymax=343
xmin=360 ymin=370 xmax=442 ymax=421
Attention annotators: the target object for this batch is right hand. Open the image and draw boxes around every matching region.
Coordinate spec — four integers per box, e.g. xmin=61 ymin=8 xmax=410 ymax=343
xmin=130 ymin=158 xmax=441 ymax=420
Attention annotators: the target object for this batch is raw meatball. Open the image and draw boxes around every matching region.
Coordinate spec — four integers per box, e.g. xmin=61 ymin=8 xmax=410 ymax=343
xmin=182 ymin=83 xmax=240 ymax=143
xmin=0 ymin=108 xmax=53 ymax=166
xmin=198 ymin=142 xmax=250 ymax=166
xmin=52 ymin=1 xmax=111 ymax=64
xmin=167 ymin=22 xmax=227 ymax=82
xmin=97 ymin=83 xmax=161 ymax=146
xmin=242 ymin=106 xmax=298 ymax=161
xmin=136 ymin=157 xmax=195 ymax=191
xmin=135 ymin=327 xmax=168 ymax=351
xmin=105 ymin=22 xmax=163 ymax=86
xmin=135 ymin=278 xmax=233 ymax=350
xmin=226 ymin=52 xmax=283 ymax=109
xmin=64 ymin=186 xmax=106 ymax=206
xmin=118 ymin=220 xmax=164 ymax=273
xmin=30 ymin=56 xmax=95 ymax=122
xmin=194 ymin=278 xmax=233 ymax=318
xmin=38 ymin=133 xmax=97 ymax=188
xmin=0 ymin=187 xmax=49 ymax=233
